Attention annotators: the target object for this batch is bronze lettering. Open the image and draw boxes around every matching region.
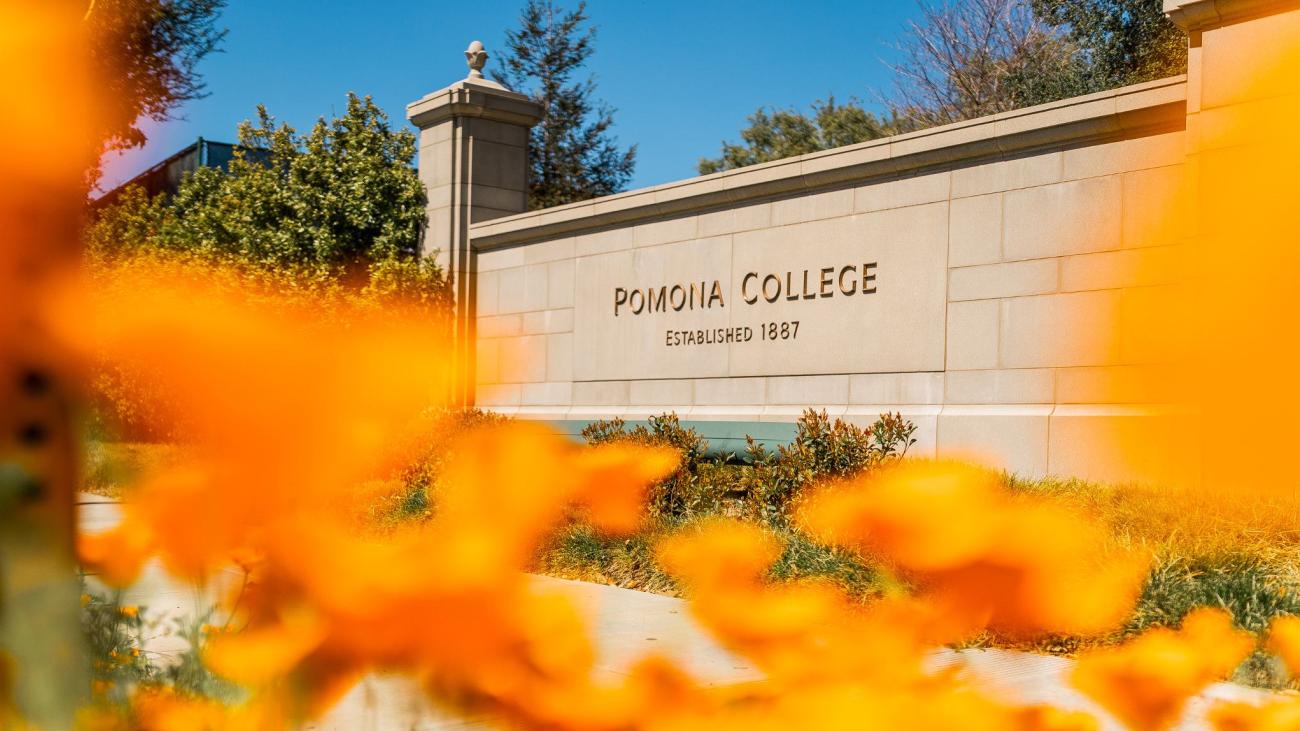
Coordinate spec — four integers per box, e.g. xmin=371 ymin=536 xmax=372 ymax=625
xmin=650 ymin=286 xmax=666 ymax=312
xmin=762 ymin=274 xmax=781 ymax=303
xmin=838 ymin=265 xmax=857 ymax=296
xmin=741 ymin=272 xmax=758 ymax=304
xmin=618 ymin=263 xmax=878 ymax=324
xmin=709 ymin=280 xmax=725 ymax=308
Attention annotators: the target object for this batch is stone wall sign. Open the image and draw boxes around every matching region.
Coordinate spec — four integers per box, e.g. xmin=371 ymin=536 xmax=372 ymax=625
xmin=573 ymin=202 xmax=949 ymax=380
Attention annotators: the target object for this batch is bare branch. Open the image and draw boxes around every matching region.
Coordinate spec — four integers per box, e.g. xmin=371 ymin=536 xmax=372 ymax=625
xmin=884 ymin=0 xmax=1078 ymax=128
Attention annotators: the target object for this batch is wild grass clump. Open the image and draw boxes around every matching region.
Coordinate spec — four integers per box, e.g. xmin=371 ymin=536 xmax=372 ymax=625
xmin=1128 ymin=554 xmax=1300 ymax=636
xmin=1122 ymin=554 xmax=1300 ymax=688
xmin=998 ymin=473 xmax=1300 ymax=686
xmin=82 ymin=586 xmax=240 ymax=712
xmin=766 ymin=528 xmax=903 ymax=602
xmin=537 ymin=523 xmax=680 ymax=596
xmin=81 ymin=442 xmax=184 ymax=498
xmin=1003 ymin=474 xmax=1300 ymax=631
xmin=1002 ymin=473 xmax=1300 ymax=559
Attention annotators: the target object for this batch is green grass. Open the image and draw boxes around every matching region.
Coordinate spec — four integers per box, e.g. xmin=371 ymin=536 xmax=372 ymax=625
xmin=537 ymin=523 xmax=680 ymax=596
xmin=534 ymin=516 xmax=898 ymax=603
xmin=1128 ymin=554 xmax=1300 ymax=636
xmin=765 ymin=529 xmax=903 ymax=601
xmin=1129 ymin=553 xmax=1300 ymax=688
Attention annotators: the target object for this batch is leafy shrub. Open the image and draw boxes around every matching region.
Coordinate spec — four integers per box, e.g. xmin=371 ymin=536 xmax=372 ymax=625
xmin=391 ymin=408 xmax=512 ymax=519
xmin=579 ymin=410 xmax=917 ymax=524
xmin=741 ymin=409 xmax=917 ymax=523
xmin=386 ymin=409 xmax=912 ymax=606
xmin=539 ymin=520 xmax=892 ymax=603
xmin=87 ymin=95 xmax=444 ymax=305
xmin=84 ymin=96 xmax=452 ymax=440
xmin=581 ymin=414 xmax=719 ymax=520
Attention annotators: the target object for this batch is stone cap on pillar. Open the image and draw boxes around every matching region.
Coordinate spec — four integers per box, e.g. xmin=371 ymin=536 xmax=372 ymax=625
xmin=1164 ymin=0 xmax=1300 ymax=31
xmin=406 ymin=41 xmax=544 ymax=129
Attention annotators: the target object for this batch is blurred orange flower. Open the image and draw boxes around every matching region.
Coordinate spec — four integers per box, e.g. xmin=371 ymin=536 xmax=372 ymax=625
xmin=1266 ymin=615 xmax=1300 ymax=677
xmin=799 ymin=461 xmax=1148 ymax=638
xmin=1211 ymin=699 xmax=1300 ymax=731
xmin=1072 ymin=609 xmax=1255 ymax=731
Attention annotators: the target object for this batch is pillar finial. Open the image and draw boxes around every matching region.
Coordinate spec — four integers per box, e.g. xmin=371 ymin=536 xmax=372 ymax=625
xmin=465 ymin=40 xmax=488 ymax=80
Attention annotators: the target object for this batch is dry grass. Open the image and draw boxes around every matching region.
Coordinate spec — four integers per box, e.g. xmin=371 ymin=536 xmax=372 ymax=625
xmin=995 ymin=474 xmax=1300 ymax=687
xmin=81 ymin=441 xmax=184 ymax=498
xmin=1003 ymin=474 xmax=1300 ymax=570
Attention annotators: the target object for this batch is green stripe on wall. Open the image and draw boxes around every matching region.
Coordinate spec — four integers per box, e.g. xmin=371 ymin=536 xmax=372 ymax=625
xmin=546 ymin=419 xmax=796 ymax=457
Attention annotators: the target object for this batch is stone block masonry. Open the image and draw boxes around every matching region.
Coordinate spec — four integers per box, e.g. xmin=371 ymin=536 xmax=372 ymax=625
xmin=406 ymin=0 xmax=1295 ymax=484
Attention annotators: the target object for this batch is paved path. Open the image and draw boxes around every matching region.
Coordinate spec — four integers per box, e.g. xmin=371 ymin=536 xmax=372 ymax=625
xmin=78 ymin=495 xmax=1272 ymax=729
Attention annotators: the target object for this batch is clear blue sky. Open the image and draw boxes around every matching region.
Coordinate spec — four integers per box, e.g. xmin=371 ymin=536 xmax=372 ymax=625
xmin=99 ymin=0 xmax=921 ymax=193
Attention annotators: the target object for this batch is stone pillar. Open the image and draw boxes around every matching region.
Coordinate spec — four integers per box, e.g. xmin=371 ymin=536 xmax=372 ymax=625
xmin=406 ymin=41 xmax=543 ymax=406
xmin=1164 ymin=0 xmax=1300 ymax=243
xmin=1164 ymin=0 xmax=1300 ymax=123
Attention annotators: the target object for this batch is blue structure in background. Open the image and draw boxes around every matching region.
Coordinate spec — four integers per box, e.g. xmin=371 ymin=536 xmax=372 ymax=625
xmin=549 ymin=419 xmax=798 ymax=458
xmin=93 ymin=138 xmax=247 ymax=209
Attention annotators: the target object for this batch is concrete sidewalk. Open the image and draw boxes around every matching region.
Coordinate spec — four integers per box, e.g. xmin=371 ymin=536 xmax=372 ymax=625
xmin=78 ymin=495 xmax=1272 ymax=730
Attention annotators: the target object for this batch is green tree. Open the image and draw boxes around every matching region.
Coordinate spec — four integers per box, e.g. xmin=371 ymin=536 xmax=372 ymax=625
xmin=1030 ymin=0 xmax=1187 ymax=88
xmin=699 ymin=98 xmax=905 ymax=175
xmin=494 ymin=0 xmax=635 ymax=209
xmin=86 ymin=0 xmax=227 ymax=166
xmin=890 ymin=0 xmax=1184 ymax=126
xmin=703 ymin=0 xmax=1186 ymax=173
xmin=87 ymin=94 xmax=447 ymax=310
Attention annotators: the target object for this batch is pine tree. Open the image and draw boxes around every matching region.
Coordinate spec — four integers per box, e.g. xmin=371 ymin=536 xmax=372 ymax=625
xmin=494 ymin=0 xmax=635 ymax=209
